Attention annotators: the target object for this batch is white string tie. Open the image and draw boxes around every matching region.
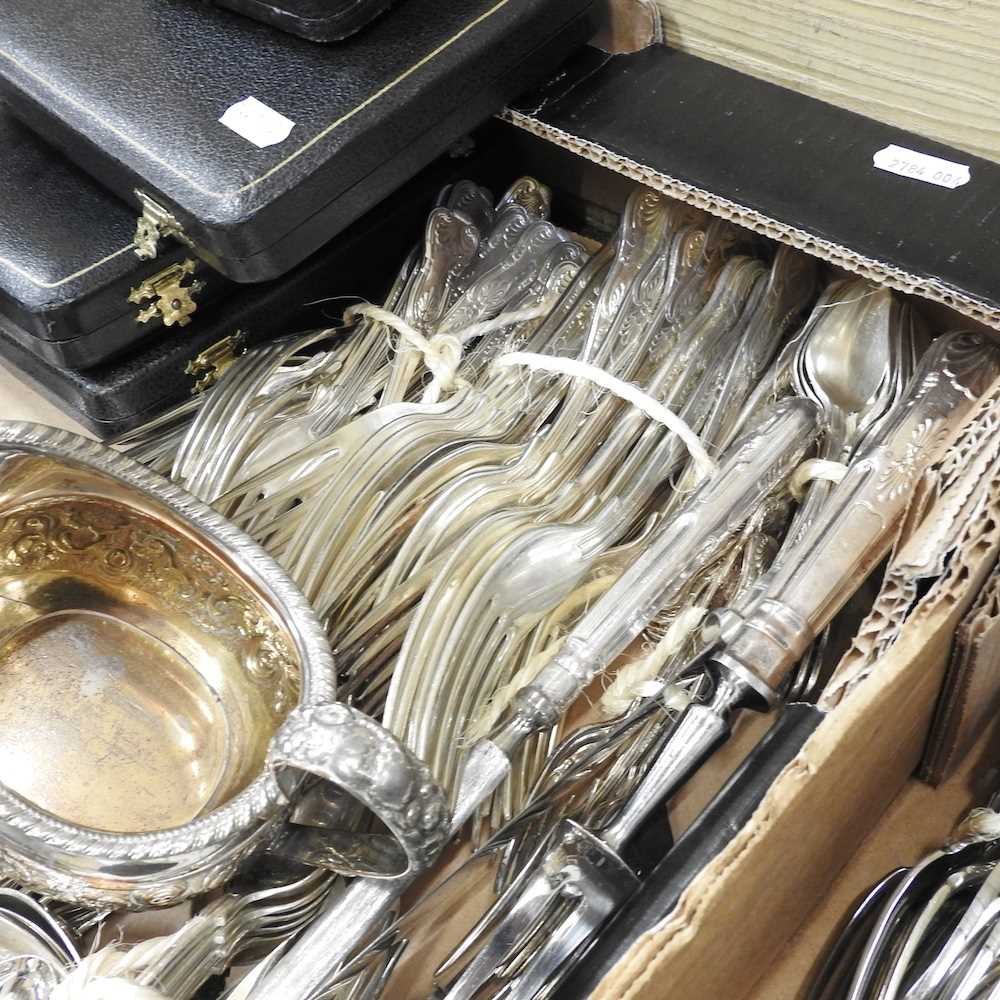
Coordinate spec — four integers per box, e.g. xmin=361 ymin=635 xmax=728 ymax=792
xmin=599 ymin=606 xmax=708 ymax=717
xmin=345 ymin=301 xmax=553 ymax=405
xmin=789 ymin=458 xmax=849 ymax=501
xmin=491 ymin=352 xmax=719 ymax=482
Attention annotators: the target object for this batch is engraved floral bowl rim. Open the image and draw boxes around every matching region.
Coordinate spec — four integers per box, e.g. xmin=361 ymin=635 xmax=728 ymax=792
xmin=0 ymin=421 xmax=336 ymax=905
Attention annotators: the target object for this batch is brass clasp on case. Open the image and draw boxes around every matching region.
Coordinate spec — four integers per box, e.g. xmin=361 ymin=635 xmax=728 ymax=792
xmin=133 ymin=191 xmax=194 ymax=260
xmin=128 ymin=259 xmax=205 ymax=327
xmin=185 ymin=331 xmax=249 ymax=394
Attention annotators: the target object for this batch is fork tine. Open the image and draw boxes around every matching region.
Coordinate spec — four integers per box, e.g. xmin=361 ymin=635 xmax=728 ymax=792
xmin=435 ymin=876 xmax=553 ymax=1000
xmin=495 ymin=892 xmax=578 ymax=981
xmin=436 ymin=871 xmax=563 ymax=1000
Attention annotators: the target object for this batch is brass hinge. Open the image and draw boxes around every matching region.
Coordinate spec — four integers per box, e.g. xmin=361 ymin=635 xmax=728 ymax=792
xmin=185 ymin=331 xmax=249 ymax=394
xmin=128 ymin=259 xmax=205 ymax=327
xmin=133 ymin=191 xmax=193 ymax=260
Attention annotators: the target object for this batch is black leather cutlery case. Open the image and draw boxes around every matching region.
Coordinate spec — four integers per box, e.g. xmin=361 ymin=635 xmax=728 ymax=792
xmin=0 ymin=107 xmax=233 ymax=369
xmin=0 ymin=157 xmax=439 ymax=437
xmin=206 ymin=0 xmax=396 ymax=41
xmin=0 ymin=0 xmax=599 ymax=283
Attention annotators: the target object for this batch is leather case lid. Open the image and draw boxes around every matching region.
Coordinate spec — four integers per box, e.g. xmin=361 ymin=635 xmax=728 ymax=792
xmin=0 ymin=105 xmax=232 ymax=364
xmin=507 ymin=45 xmax=1000 ymax=328
xmin=0 ymin=144 xmax=457 ymax=436
xmin=209 ymin=0 xmax=397 ymax=42
xmin=0 ymin=0 xmax=599 ymax=282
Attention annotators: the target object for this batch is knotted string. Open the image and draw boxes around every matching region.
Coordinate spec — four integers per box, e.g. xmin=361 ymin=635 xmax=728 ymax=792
xmin=790 ymin=458 xmax=849 ymax=501
xmin=599 ymin=606 xmax=708 ymax=717
xmin=346 ymin=308 xmax=849 ymax=502
xmin=341 ymin=311 xmax=853 ymax=731
xmin=949 ymin=807 xmax=1000 ymax=846
xmin=344 ymin=301 xmax=554 ymax=405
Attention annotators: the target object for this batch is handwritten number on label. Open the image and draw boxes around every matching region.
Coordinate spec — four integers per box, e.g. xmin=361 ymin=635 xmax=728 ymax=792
xmin=873 ymin=145 xmax=971 ymax=190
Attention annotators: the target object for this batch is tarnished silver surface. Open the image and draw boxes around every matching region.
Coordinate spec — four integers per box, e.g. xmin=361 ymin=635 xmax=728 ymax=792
xmin=271 ymin=703 xmax=449 ymax=879
xmin=0 ymin=423 xmax=448 ymax=909
xmin=506 ymin=397 xmax=820 ymax=734
xmin=0 ymin=422 xmax=331 ymax=908
xmin=134 ymin=868 xmax=333 ymax=999
xmin=437 ymin=823 xmax=634 ymax=1000
xmin=626 ymin=338 xmax=1000 ymax=833
xmin=809 ymin=794 xmax=1000 ymax=1000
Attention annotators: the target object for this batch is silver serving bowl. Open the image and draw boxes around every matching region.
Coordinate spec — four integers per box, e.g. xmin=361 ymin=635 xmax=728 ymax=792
xmin=0 ymin=422 xmax=337 ymax=909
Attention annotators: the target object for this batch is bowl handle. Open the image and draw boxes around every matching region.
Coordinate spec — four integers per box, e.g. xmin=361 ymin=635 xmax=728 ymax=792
xmin=268 ymin=703 xmax=450 ymax=880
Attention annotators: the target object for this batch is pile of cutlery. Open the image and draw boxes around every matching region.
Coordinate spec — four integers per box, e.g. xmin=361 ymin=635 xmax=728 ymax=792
xmin=74 ymin=177 xmax=1000 ymax=1000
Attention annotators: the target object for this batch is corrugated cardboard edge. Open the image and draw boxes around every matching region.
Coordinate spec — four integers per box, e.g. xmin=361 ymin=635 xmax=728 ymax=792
xmin=501 ymin=108 xmax=1000 ymax=332
xmin=922 ymin=578 xmax=1000 ymax=784
xmin=590 ymin=606 xmax=959 ymax=1000
xmin=825 ymin=466 xmax=1000 ymax=712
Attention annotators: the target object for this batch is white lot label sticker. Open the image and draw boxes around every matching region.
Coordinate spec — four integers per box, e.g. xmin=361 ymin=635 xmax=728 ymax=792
xmin=219 ymin=97 xmax=295 ymax=148
xmin=873 ymin=144 xmax=970 ymax=189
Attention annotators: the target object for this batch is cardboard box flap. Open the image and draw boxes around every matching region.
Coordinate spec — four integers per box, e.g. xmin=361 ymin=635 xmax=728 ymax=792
xmin=505 ymin=46 xmax=1000 ymax=330
xmin=590 ymin=607 xmax=960 ymax=1000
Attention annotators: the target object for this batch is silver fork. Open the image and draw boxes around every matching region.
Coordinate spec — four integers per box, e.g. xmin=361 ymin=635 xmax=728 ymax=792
xmin=432 ymin=716 xmax=696 ymax=1000
xmin=131 ymin=868 xmax=333 ymax=999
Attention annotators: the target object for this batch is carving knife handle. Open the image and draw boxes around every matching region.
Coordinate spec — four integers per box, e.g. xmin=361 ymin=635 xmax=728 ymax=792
xmin=599 ymin=669 xmax=746 ymax=856
xmin=714 ymin=331 xmax=1000 ymax=702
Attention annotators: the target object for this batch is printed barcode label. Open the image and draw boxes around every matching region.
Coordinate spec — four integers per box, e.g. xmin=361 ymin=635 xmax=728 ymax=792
xmin=873 ymin=144 xmax=970 ymax=189
xmin=219 ymin=97 xmax=295 ymax=148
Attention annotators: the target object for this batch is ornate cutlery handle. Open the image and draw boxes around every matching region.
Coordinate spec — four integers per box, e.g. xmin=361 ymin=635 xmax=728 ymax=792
xmin=592 ymin=334 xmax=1000 ymax=869
xmin=135 ymin=870 xmax=331 ymax=998
xmin=269 ymin=704 xmax=450 ymax=879
xmin=135 ymin=907 xmax=232 ymax=998
xmin=714 ymin=331 xmax=1000 ymax=702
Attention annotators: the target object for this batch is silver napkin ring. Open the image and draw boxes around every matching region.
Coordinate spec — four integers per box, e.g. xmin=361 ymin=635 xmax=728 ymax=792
xmin=270 ymin=704 xmax=450 ymax=879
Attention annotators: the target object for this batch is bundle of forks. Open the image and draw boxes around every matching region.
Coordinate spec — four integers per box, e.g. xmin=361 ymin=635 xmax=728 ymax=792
xmin=122 ymin=178 xmax=816 ymax=828
xmin=809 ymin=799 xmax=1000 ymax=1000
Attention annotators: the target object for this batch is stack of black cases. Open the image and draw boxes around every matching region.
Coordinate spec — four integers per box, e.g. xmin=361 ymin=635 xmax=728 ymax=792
xmin=0 ymin=0 xmax=599 ymax=436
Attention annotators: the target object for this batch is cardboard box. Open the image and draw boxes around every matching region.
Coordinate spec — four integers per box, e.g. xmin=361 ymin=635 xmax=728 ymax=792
xmin=481 ymin=8 xmax=1000 ymax=995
